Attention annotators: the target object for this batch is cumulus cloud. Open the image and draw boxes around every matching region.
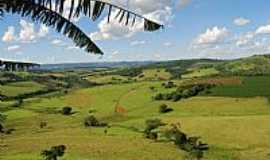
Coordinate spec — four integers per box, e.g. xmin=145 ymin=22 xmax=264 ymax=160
xmin=194 ymin=26 xmax=229 ymax=46
xmin=19 ymin=20 xmax=36 ymax=42
xmin=90 ymin=0 xmax=173 ymax=41
xmin=2 ymin=20 xmax=50 ymax=44
xmin=256 ymin=24 xmax=270 ymax=34
xmin=51 ymin=39 xmax=63 ymax=45
xmin=7 ymin=45 xmax=20 ymax=51
xmin=234 ymin=17 xmax=251 ymax=26
xmin=236 ymin=32 xmax=255 ymax=47
xmin=2 ymin=26 xmax=16 ymax=42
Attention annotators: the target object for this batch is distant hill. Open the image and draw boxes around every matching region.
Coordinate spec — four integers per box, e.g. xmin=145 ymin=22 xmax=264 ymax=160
xmin=40 ymin=54 xmax=270 ymax=77
xmin=40 ymin=61 xmax=155 ymax=70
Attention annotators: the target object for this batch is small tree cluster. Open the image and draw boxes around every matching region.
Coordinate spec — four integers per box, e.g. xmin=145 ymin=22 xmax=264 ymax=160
xmin=144 ymin=119 xmax=165 ymax=140
xmin=162 ymin=81 xmax=176 ymax=89
xmin=164 ymin=124 xmax=209 ymax=160
xmin=41 ymin=145 xmax=66 ymax=160
xmin=154 ymin=84 xmax=212 ymax=102
xmin=84 ymin=115 xmax=107 ymax=127
xmin=159 ymin=104 xmax=173 ymax=113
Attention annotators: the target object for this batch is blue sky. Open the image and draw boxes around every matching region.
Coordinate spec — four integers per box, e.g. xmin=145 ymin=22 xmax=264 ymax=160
xmin=1 ymin=0 xmax=270 ymax=64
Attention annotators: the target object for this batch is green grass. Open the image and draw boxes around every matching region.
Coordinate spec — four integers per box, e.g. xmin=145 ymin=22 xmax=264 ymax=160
xmin=206 ymin=76 xmax=270 ymax=97
xmin=182 ymin=68 xmax=219 ymax=79
xmin=0 ymin=81 xmax=46 ymax=97
xmin=1 ymin=78 xmax=270 ymax=160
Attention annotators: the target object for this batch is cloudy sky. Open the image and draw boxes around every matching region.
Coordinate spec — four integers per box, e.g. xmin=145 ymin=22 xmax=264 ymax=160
xmin=1 ymin=0 xmax=270 ymax=64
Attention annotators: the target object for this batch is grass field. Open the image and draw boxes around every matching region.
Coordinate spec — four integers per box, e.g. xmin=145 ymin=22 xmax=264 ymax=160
xmin=1 ymin=78 xmax=270 ymax=160
xmin=0 ymin=81 xmax=46 ymax=97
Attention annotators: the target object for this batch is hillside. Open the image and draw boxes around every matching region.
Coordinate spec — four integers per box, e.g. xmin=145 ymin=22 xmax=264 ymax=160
xmin=1 ymin=54 xmax=270 ymax=160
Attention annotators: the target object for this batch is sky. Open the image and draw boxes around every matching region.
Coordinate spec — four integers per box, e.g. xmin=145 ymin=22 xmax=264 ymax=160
xmin=1 ymin=0 xmax=270 ymax=64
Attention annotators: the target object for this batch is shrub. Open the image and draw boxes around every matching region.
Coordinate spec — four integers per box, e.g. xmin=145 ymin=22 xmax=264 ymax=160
xmin=153 ymin=93 xmax=163 ymax=100
xmin=40 ymin=122 xmax=47 ymax=129
xmin=41 ymin=145 xmax=66 ymax=160
xmin=0 ymin=123 xmax=3 ymax=133
xmin=164 ymin=123 xmax=209 ymax=159
xmin=159 ymin=104 xmax=173 ymax=113
xmin=62 ymin=107 xmax=72 ymax=115
xmin=12 ymin=99 xmax=23 ymax=108
xmin=84 ymin=115 xmax=107 ymax=127
xmin=144 ymin=119 xmax=165 ymax=140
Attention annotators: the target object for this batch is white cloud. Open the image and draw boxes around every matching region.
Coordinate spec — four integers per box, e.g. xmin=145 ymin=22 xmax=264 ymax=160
xmin=256 ymin=24 xmax=270 ymax=34
xmin=130 ymin=40 xmax=146 ymax=46
xmin=236 ymin=32 xmax=255 ymax=47
xmin=2 ymin=26 xmax=16 ymax=42
xmin=51 ymin=39 xmax=62 ymax=45
xmin=194 ymin=26 xmax=229 ymax=46
xmin=90 ymin=0 xmax=173 ymax=41
xmin=234 ymin=17 xmax=251 ymax=26
xmin=19 ymin=20 xmax=36 ymax=42
xmin=164 ymin=42 xmax=172 ymax=47
xmin=7 ymin=45 xmax=20 ymax=51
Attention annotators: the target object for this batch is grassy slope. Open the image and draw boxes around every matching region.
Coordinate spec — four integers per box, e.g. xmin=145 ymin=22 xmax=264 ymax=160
xmin=1 ymin=81 xmax=270 ymax=160
xmin=0 ymin=81 xmax=46 ymax=97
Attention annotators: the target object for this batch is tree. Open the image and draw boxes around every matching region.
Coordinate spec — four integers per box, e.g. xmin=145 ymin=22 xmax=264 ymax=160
xmin=41 ymin=145 xmax=66 ymax=160
xmin=0 ymin=0 xmax=163 ymax=55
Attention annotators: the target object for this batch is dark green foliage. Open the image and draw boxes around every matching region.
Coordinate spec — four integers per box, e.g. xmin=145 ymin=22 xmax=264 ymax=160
xmin=109 ymin=68 xmax=143 ymax=77
xmin=164 ymin=124 xmax=209 ymax=160
xmin=61 ymin=106 xmax=72 ymax=115
xmin=162 ymin=81 xmax=176 ymax=88
xmin=144 ymin=119 xmax=165 ymax=140
xmin=154 ymin=84 xmax=212 ymax=102
xmin=41 ymin=145 xmax=66 ymax=160
xmin=159 ymin=104 xmax=173 ymax=113
xmin=40 ymin=122 xmax=47 ymax=129
xmin=0 ymin=123 xmax=3 ymax=133
xmin=84 ymin=115 xmax=107 ymax=127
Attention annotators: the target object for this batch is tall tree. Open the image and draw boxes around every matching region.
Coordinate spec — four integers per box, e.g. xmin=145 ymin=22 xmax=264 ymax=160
xmin=0 ymin=0 xmax=163 ymax=55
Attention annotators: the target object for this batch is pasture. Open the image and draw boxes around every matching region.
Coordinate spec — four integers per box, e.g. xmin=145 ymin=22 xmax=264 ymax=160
xmin=1 ymin=77 xmax=270 ymax=160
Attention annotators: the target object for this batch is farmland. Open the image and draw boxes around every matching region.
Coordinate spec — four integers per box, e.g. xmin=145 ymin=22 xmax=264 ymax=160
xmin=1 ymin=55 xmax=270 ymax=160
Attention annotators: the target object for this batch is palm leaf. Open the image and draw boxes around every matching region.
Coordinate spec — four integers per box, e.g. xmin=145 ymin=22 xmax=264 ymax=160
xmin=0 ymin=0 xmax=103 ymax=54
xmin=33 ymin=0 xmax=164 ymax=31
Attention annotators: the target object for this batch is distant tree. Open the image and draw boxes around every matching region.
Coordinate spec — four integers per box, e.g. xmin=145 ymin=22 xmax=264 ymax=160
xmin=41 ymin=145 xmax=66 ymax=160
xmin=84 ymin=115 xmax=107 ymax=127
xmin=61 ymin=106 xmax=72 ymax=115
xmin=159 ymin=104 xmax=173 ymax=113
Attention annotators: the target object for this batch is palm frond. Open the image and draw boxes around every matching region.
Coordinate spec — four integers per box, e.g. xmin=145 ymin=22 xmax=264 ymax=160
xmin=34 ymin=0 xmax=164 ymax=31
xmin=1 ymin=0 xmax=103 ymax=54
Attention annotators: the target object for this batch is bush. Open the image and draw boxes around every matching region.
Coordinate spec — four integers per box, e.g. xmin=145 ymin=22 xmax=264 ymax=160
xmin=159 ymin=104 xmax=173 ymax=113
xmin=40 ymin=122 xmax=47 ymax=129
xmin=164 ymin=124 xmax=209 ymax=159
xmin=144 ymin=119 xmax=165 ymax=140
xmin=62 ymin=107 xmax=72 ymax=115
xmin=84 ymin=115 xmax=107 ymax=127
xmin=41 ymin=145 xmax=66 ymax=160
xmin=0 ymin=123 xmax=3 ymax=133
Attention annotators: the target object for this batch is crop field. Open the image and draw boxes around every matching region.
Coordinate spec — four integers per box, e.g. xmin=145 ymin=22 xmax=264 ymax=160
xmin=206 ymin=76 xmax=270 ymax=97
